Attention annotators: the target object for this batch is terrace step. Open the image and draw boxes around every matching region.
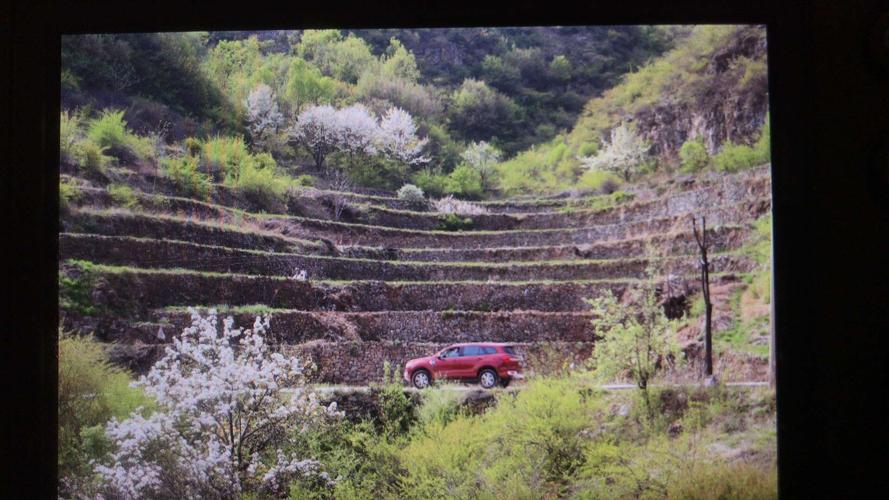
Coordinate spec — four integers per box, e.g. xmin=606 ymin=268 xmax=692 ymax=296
xmin=63 ymin=261 xmax=718 ymax=313
xmin=128 ymin=309 xmax=598 ymax=345
xmin=68 ymin=169 xmax=769 ymax=231
xmin=63 ymin=208 xmax=334 ymax=255
xmin=60 ymin=233 xmax=757 ymax=282
xmin=343 ymin=225 xmax=750 ymax=262
xmin=356 ymin=175 xmax=769 ymax=230
xmin=260 ymin=199 xmax=770 ymax=248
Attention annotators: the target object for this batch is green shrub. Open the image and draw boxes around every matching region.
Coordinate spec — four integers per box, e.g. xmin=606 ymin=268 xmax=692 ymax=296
xmin=161 ymin=155 xmax=213 ymax=200
xmin=444 ymin=164 xmax=484 ymax=199
xmin=576 ymin=169 xmax=623 ymax=192
xmin=201 ymin=135 xmax=251 ymax=179
xmin=679 ymin=137 xmax=710 ymax=172
xmin=713 ymin=118 xmax=770 ymax=172
xmin=417 ymin=388 xmax=465 ymax=428
xmin=73 ymin=139 xmax=112 ymax=175
xmin=225 ymin=153 xmax=290 ymax=210
xmin=87 ymin=109 xmax=128 ymax=151
xmin=665 ymin=461 xmax=777 ymax=499
xmin=436 ymin=213 xmax=474 ymax=231
xmin=58 ymin=332 xmax=153 ymax=494
xmin=293 ymin=174 xmax=316 ymax=187
xmin=185 ymin=136 xmax=203 ymax=156
xmin=376 ymin=363 xmax=417 ymax=438
xmin=86 ymin=109 xmax=157 ymax=163
xmin=60 ymin=110 xmax=83 ymax=165
xmin=713 ymin=142 xmax=762 ymax=173
xmin=107 ymin=183 xmax=139 ymax=209
xmin=412 ymin=169 xmax=449 ymax=198
xmin=59 ymin=179 xmax=82 ymax=211
xmin=401 ymin=378 xmax=600 ymax=498
xmin=396 ymin=184 xmax=426 ymax=204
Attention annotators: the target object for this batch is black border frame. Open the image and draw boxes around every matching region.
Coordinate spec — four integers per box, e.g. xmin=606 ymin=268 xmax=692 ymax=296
xmin=5 ymin=1 xmax=889 ymax=497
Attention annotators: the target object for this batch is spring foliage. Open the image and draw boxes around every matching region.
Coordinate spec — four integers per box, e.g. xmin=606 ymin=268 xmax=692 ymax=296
xmin=95 ymin=310 xmax=343 ymax=498
xmin=580 ymin=123 xmax=651 ymax=181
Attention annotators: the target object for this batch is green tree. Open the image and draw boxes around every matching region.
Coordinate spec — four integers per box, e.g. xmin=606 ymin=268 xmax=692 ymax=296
xmin=549 ymin=54 xmax=573 ymax=81
xmin=679 ymin=137 xmax=710 ymax=172
xmin=448 ymin=78 xmax=521 ymax=144
xmin=381 ymin=38 xmax=420 ymax=82
xmin=585 ymin=262 xmax=681 ymax=417
xmin=285 ymin=58 xmax=336 ymax=114
xmin=444 ymin=164 xmax=484 ymax=199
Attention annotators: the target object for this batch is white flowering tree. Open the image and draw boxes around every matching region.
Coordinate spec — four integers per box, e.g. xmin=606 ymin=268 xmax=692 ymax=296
xmin=334 ymin=103 xmax=379 ymax=167
xmin=288 ymin=104 xmax=341 ymax=171
xmin=95 ymin=309 xmax=342 ymax=498
xmin=580 ymin=122 xmax=651 ymax=181
xmin=461 ymin=141 xmax=501 ymax=190
xmin=378 ymin=106 xmax=429 ymax=167
xmin=245 ymin=84 xmax=285 ymax=152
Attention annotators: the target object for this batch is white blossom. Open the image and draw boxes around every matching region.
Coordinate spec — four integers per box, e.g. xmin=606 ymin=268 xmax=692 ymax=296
xmin=288 ymin=104 xmax=341 ymax=170
xmin=246 ymin=84 xmax=285 ymax=150
xmin=334 ymin=103 xmax=379 ymax=159
xmin=433 ymin=195 xmax=489 ymax=215
xmin=378 ymin=106 xmax=429 ymax=166
xmin=579 ymin=122 xmax=651 ymax=181
xmin=461 ymin=141 xmax=501 ymax=189
xmin=95 ymin=309 xmax=342 ymax=498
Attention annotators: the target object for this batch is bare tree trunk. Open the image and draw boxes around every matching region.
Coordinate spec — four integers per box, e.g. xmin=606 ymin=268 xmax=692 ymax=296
xmin=692 ymin=216 xmax=713 ymax=377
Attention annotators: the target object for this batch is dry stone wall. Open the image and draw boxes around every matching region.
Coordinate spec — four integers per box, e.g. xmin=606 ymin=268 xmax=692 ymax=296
xmin=59 ymin=167 xmax=772 ymax=384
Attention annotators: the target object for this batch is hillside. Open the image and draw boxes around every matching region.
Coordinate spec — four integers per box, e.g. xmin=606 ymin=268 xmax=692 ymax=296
xmin=58 ymin=163 xmax=772 ymax=384
xmin=495 ymin=25 xmax=769 ymax=195
xmin=57 ymin=26 xmax=776 ymax=498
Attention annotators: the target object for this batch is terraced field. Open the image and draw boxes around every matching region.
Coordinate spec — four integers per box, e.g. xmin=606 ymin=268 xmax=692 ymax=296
xmin=59 ymin=165 xmax=772 ymax=384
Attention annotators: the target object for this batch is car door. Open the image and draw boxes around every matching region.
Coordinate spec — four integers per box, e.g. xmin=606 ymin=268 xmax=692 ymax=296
xmin=456 ymin=345 xmax=482 ymax=378
xmin=435 ymin=346 xmax=461 ymax=379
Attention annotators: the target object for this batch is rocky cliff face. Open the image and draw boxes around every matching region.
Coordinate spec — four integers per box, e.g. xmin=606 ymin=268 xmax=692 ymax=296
xmin=633 ymin=27 xmax=769 ymax=162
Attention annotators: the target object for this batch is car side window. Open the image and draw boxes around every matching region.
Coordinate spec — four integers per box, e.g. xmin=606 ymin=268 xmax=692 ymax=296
xmin=482 ymin=346 xmax=496 ymax=354
xmin=441 ymin=347 xmax=460 ymax=358
xmin=461 ymin=346 xmax=481 ymax=356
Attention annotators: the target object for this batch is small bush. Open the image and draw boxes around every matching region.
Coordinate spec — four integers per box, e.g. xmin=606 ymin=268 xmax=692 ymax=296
xmin=396 ymin=184 xmax=425 ymax=204
xmin=161 ymin=155 xmax=213 ymax=200
xmin=227 ymin=155 xmax=290 ymax=209
xmin=201 ymin=135 xmax=251 ymax=180
xmin=59 ymin=179 xmax=82 ymax=211
xmin=60 ymin=110 xmax=83 ymax=165
xmin=444 ymin=164 xmax=484 ymax=199
xmin=412 ymin=169 xmax=449 ymax=198
xmin=184 ymin=136 xmax=203 ymax=156
xmin=713 ymin=118 xmax=770 ymax=172
xmin=87 ymin=109 xmax=128 ymax=151
xmin=680 ymin=137 xmax=710 ymax=172
xmin=433 ymin=195 xmax=489 ymax=215
xmin=293 ymin=174 xmax=316 ymax=187
xmin=665 ymin=462 xmax=777 ymax=499
xmin=73 ymin=139 xmax=112 ymax=175
xmin=86 ymin=109 xmax=157 ymax=164
xmin=576 ymin=169 xmax=623 ymax=193
xmin=436 ymin=213 xmax=475 ymax=231
xmin=107 ymin=183 xmax=139 ymax=209
xmin=417 ymin=388 xmax=464 ymax=428
xmin=58 ymin=332 xmax=153 ymax=496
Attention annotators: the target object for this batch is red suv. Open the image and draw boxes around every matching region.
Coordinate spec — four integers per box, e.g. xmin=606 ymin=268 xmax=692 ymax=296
xmin=403 ymin=343 xmax=524 ymax=389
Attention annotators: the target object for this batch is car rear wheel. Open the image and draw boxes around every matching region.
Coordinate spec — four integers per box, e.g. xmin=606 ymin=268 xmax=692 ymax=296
xmin=412 ymin=370 xmax=431 ymax=389
xmin=479 ymin=368 xmax=499 ymax=389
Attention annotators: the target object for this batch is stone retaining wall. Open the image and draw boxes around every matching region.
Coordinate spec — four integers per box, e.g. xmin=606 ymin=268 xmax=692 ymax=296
xmin=60 ymin=233 xmax=757 ymax=282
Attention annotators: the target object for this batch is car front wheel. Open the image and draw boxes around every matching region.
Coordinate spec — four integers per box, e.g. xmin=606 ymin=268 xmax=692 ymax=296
xmin=412 ymin=369 xmax=431 ymax=389
xmin=479 ymin=368 xmax=499 ymax=389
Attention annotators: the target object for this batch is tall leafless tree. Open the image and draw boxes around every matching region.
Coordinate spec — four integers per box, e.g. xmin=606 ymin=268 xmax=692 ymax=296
xmin=691 ymin=215 xmax=714 ymax=377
